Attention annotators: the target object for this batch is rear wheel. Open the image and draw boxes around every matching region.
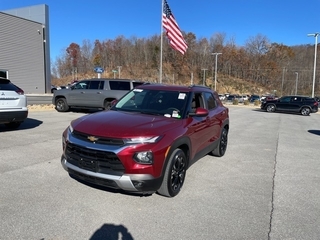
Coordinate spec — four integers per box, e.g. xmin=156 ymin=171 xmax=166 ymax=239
xmin=157 ymin=148 xmax=186 ymax=197
xmin=266 ymin=104 xmax=275 ymax=112
xmin=104 ymin=101 xmax=111 ymax=110
xmin=55 ymin=98 xmax=69 ymax=112
xmin=301 ymin=107 xmax=311 ymax=116
xmin=212 ymin=127 xmax=228 ymax=157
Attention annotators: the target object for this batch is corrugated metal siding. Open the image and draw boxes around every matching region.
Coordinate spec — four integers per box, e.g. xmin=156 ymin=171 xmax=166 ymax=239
xmin=0 ymin=12 xmax=45 ymax=94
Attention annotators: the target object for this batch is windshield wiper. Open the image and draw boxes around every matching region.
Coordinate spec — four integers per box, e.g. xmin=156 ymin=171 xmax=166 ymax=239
xmin=139 ymin=111 xmax=162 ymax=116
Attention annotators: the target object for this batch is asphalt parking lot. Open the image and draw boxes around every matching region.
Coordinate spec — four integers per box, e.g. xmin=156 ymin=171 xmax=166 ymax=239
xmin=1 ymin=106 xmax=320 ymax=240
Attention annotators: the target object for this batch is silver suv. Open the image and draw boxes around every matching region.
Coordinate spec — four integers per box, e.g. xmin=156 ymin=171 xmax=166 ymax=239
xmin=52 ymin=78 xmax=144 ymax=112
xmin=0 ymin=77 xmax=28 ymax=129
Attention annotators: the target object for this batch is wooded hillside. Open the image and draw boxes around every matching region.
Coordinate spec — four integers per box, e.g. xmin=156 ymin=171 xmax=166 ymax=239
xmin=51 ymin=32 xmax=319 ymax=96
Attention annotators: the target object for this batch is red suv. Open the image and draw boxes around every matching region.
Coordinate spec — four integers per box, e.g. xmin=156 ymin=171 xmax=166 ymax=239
xmin=61 ymin=84 xmax=229 ymax=197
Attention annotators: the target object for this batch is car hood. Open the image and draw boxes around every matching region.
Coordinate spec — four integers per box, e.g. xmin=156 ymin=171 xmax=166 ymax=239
xmin=71 ymin=110 xmax=183 ymax=138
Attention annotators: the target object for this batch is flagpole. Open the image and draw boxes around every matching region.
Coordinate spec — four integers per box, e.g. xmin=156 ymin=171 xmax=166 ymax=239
xmin=159 ymin=0 xmax=163 ymax=83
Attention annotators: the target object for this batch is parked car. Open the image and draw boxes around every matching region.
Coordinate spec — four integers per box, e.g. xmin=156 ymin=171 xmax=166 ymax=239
xmin=0 ymin=77 xmax=28 ymax=128
xmin=261 ymin=95 xmax=318 ymax=116
xmin=60 ymin=84 xmax=230 ymax=197
xmin=227 ymin=94 xmax=238 ymax=101
xmin=260 ymin=95 xmax=276 ymax=102
xmin=249 ymin=94 xmax=260 ymax=103
xmin=51 ymin=85 xmax=58 ymax=93
xmin=237 ymin=95 xmax=248 ymax=103
xmin=52 ymin=78 xmax=144 ymax=112
xmin=218 ymin=94 xmax=226 ymax=101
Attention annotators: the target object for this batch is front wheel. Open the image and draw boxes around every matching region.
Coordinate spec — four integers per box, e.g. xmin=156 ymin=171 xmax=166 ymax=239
xmin=157 ymin=148 xmax=186 ymax=197
xmin=301 ymin=107 xmax=311 ymax=116
xmin=212 ymin=127 xmax=228 ymax=157
xmin=55 ymin=98 xmax=69 ymax=112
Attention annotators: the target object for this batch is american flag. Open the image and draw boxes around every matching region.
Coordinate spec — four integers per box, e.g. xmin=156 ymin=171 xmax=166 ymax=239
xmin=162 ymin=0 xmax=188 ymax=55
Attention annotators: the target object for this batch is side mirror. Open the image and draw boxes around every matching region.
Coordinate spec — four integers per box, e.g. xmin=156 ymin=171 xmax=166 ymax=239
xmin=189 ymin=107 xmax=209 ymax=117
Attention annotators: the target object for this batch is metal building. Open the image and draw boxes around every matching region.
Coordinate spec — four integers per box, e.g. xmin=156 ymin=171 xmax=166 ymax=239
xmin=0 ymin=4 xmax=51 ymax=94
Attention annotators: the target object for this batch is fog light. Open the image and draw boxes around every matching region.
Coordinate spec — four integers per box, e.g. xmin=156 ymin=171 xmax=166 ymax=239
xmin=134 ymin=151 xmax=153 ymax=164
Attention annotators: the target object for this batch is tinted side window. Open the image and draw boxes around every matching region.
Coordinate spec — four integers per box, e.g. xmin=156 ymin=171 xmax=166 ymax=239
xmin=109 ymin=81 xmax=130 ymax=90
xmin=74 ymin=81 xmax=89 ymax=89
xmin=291 ymin=97 xmax=302 ymax=102
xmin=0 ymin=80 xmax=17 ymax=91
xmin=303 ymin=97 xmax=314 ymax=102
xmin=88 ymin=81 xmax=103 ymax=90
xmin=280 ymin=96 xmax=291 ymax=102
xmin=204 ymin=92 xmax=217 ymax=110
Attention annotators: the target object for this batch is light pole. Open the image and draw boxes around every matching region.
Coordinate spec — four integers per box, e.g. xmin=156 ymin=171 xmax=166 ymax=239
xmin=307 ymin=33 xmax=319 ymax=98
xmin=295 ymin=72 xmax=299 ymax=95
xmin=212 ymin=53 xmax=222 ymax=91
xmin=201 ymin=69 xmax=208 ymax=86
xmin=281 ymin=67 xmax=286 ymax=96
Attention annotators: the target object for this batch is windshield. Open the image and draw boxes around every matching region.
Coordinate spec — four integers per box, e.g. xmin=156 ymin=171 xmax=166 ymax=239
xmin=113 ymin=88 xmax=190 ymax=119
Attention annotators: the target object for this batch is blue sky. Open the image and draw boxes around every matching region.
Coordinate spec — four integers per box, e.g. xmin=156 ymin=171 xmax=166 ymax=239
xmin=1 ymin=0 xmax=319 ymax=62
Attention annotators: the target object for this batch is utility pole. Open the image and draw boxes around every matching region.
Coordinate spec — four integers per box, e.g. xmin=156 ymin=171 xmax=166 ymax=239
xmin=295 ymin=72 xmax=299 ymax=95
xmin=212 ymin=53 xmax=222 ymax=91
xmin=201 ymin=69 xmax=208 ymax=86
xmin=281 ymin=67 xmax=286 ymax=96
xmin=117 ymin=66 xmax=122 ymax=79
xmin=307 ymin=33 xmax=319 ymax=98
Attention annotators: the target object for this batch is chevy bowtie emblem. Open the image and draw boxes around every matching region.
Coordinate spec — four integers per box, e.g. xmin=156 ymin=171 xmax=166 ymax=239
xmin=87 ymin=136 xmax=99 ymax=142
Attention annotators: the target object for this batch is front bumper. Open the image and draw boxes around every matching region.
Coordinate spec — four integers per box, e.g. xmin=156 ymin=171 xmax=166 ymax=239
xmin=61 ymin=156 xmax=162 ymax=194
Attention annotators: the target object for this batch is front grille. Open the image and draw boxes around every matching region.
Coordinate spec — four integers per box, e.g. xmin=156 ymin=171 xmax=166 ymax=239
xmin=72 ymin=130 xmax=124 ymax=145
xmin=65 ymin=143 xmax=125 ymax=175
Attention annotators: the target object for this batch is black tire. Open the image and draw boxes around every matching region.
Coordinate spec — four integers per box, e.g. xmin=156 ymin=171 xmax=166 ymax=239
xmin=212 ymin=127 xmax=228 ymax=157
xmin=4 ymin=122 xmax=21 ymax=129
xmin=55 ymin=98 xmax=69 ymax=112
xmin=301 ymin=107 xmax=311 ymax=116
xmin=104 ymin=101 xmax=111 ymax=110
xmin=157 ymin=148 xmax=186 ymax=197
xmin=266 ymin=104 xmax=275 ymax=112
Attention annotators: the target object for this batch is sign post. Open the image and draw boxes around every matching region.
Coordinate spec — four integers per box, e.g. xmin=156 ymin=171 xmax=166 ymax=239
xmin=94 ymin=67 xmax=104 ymax=78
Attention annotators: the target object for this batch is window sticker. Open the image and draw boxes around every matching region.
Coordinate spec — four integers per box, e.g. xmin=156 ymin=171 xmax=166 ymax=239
xmin=172 ymin=111 xmax=180 ymax=118
xmin=178 ymin=93 xmax=186 ymax=100
xmin=133 ymin=89 xmax=143 ymax=92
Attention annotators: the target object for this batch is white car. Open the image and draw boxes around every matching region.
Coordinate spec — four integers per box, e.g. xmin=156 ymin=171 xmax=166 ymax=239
xmin=218 ymin=94 xmax=226 ymax=100
xmin=0 ymin=77 xmax=28 ymax=129
xmin=235 ymin=95 xmax=248 ymax=103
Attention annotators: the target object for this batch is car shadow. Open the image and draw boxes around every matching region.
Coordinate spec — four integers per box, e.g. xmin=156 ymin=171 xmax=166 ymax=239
xmin=90 ymin=223 xmax=134 ymax=240
xmin=69 ymin=108 xmax=103 ymax=114
xmin=252 ymin=108 xmax=311 ymax=116
xmin=0 ymin=118 xmax=43 ymax=132
xmin=308 ymin=130 xmax=320 ymax=136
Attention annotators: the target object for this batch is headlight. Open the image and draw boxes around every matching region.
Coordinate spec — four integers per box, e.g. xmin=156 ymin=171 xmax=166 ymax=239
xmin=62 ymin=135 xmax=66 ymax=150
xmin=124 ymin=136 xmax=161 ymax=144
xmin=68 ymin=124 xmax=74 ymax=133
xmin=133 ymin=151 xmax=154 ymax=164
